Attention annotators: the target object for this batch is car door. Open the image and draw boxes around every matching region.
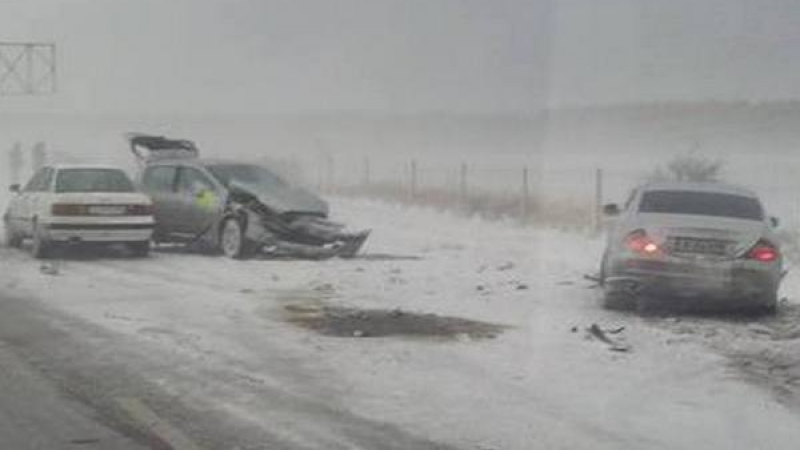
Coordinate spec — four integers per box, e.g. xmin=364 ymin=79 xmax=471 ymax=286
xmin=141 ymin=165 xmax=180 ymax=238
xmin=174 ymin=166 xmax=222 ymax=236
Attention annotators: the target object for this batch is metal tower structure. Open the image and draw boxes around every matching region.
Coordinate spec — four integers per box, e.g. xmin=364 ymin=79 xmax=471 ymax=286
xmin=0 ymin=42 xmax=56 ymax=96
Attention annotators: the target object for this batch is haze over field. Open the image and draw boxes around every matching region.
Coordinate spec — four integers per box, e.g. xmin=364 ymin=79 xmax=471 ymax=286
xmin=3 ymin=0 xmax=800 ymax=115
xmin=3 ymin=0 xmax=800 ymax=219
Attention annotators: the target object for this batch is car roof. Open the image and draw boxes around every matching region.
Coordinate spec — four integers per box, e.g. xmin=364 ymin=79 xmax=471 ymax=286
xmin=640 ymin=181 xmax=758 ymax=198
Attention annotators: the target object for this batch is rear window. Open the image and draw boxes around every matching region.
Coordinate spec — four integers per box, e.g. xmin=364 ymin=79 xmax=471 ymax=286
xmin=638 ymin=190 xmax=764 ymax=221
xmin=55 ymin=169 xmax=135 ymax=193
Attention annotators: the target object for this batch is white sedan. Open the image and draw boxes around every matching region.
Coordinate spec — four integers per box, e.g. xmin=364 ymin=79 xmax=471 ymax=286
xmin=3 ymin=165 xmax=155 ymax=258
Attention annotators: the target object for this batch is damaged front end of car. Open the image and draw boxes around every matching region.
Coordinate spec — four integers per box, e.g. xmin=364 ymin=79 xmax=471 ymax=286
xmin=224 ymin=183 xmax=370 ymax=260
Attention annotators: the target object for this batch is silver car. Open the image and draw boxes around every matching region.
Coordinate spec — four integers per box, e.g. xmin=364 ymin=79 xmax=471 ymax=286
xmin=600 ymin=182 xmax=783 ymax=313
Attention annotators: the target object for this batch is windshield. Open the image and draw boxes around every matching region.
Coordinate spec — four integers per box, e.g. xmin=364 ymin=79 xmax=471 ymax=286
xmin=639 ymin=190 xmax=764 ymax=221
xmin=55 ymin=169 xmax=135 ymax=193
xmin=207 ymin=164 xmax=287 ymax=189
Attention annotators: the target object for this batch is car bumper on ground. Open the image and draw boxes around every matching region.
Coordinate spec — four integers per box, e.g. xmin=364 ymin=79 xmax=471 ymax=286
xmin=606 ymin=256 xmax=780 ymax=305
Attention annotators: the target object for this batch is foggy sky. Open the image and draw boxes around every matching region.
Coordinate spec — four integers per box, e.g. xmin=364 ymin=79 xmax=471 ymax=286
xmin=1 ymin=0 xmax=799 ymax=114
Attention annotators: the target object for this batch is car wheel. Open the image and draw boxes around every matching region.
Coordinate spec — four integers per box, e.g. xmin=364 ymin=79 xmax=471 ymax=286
xmin=127 ymin=240 xmax=151 ymax=258
xmin=602 ymin=286 xmax=637 ymax=311
xmin=750 ymin=291 xmax=778 ymax=316
xmin=220 ymin=217 xmax=252 ymax=259
xmin=31 ymin=223 xmax=52 ymax=259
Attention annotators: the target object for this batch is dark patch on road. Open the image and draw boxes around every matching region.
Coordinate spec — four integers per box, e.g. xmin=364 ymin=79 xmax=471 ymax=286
xmin=285 ymin=304 xmax=506 ymax=339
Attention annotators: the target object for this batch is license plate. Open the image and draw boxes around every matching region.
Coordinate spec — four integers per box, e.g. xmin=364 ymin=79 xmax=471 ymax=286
xmin=669 ymin=237 xmax=729 ymax=256
xmin=88 ymin=205 xmax=126 ymax=215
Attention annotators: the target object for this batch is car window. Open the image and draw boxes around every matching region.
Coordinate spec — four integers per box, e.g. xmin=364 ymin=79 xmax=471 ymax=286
xmin=177 ymin=167 xmax=216 ymax=195
xmin=142 ymin=166 xmax=178 ymax=192
xmin=638 ymin=190 xmax=764 ymax=221
xmin=55 ymin=169 xmax=135 ymax=193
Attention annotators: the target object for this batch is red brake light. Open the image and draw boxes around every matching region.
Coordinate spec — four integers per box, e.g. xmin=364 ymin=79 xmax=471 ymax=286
xmin=747 ymin=241 xmax=779 ymax=263
xmin=625 ymin=230 xmax=660 ymax=255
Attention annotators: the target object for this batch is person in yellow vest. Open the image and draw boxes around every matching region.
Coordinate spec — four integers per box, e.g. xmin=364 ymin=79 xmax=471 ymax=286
xmin=196 ymin=188 xmax=218 ymax=212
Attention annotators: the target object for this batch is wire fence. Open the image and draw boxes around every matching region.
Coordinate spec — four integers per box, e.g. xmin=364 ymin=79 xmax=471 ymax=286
xmin=286 ymin=155 xmax=613 ymax=232
xmin=9 ymin=143 xmax=800 ymax=236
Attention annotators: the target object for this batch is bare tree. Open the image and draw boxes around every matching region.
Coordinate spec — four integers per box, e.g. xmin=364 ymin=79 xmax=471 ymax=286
xmin=649 ymin=154 xmax=724 ymax=183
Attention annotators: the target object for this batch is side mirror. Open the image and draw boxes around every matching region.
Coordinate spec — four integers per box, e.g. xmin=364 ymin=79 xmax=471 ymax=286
xmin=603 ymin=203 xmax=621 ymax=216
xmin=9 ymin=184 xmax=20 ymax=193
xmin=770 ymin=216 xmax=780 ymax=228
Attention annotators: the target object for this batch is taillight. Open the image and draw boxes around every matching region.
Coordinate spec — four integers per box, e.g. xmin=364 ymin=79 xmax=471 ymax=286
xmin=127 ymin=204 xmax=154 ymax=216
xmin=51 ymin=204 xmax=87 ymax=216
xmin=625 ymin=230 xmax=660 ymax=256
xmin=747 ymin=241 xmax=779 ymax=263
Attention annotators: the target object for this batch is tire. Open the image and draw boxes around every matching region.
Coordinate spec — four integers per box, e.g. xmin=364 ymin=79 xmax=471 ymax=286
xmin=220 ymin=217 xmax=252 ymax=259
xmin=602 ymin=286 xmax=637 ymax=311
xmin=31 ymin=223 xmax=52 ymax=259
xmin=749 ymin=291 xmax=778 ymax=316
xmin=127 ymin=240 xmax=151 ymax=258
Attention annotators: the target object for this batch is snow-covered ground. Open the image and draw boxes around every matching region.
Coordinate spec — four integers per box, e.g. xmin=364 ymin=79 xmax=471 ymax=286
xmin=3 ymin=198 xmax=800 ymax=449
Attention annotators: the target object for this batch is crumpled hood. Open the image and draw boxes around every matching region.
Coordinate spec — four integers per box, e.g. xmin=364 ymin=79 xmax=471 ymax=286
xmin=228 ymin=181 xmax=329 ymax=216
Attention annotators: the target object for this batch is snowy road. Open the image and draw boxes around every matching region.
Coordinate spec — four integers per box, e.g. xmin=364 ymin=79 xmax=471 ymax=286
xmin=3 ymin=198 xmax=800 ymax=449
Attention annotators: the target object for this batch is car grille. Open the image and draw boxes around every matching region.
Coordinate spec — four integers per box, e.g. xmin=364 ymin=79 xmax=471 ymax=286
xmin=667 ymin=237 xmax=731 ymax=256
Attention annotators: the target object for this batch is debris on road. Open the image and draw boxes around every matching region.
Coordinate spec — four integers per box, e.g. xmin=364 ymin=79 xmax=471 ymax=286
xmin=39 ymin=262 xmax=60 ymax=276
xmin=585 ymin=323 xmax=632 ymax=353
xmin=583 ymin=274 xmax=601 ymax=284
xmin=497 ymin=262 xmax=516 ymax=271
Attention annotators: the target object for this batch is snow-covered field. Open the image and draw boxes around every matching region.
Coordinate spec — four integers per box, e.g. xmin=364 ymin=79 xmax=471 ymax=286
xmin=3 ymin=198 xmax=800 ymax=449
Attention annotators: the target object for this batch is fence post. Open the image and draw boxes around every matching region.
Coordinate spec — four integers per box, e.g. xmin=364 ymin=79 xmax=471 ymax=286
xmin=362 ymin=157 xmax=370 ymax=188
xmin=594 ymin=168 xmax=604 ymax=233
xmin=316 ymin=160 xmax=324 ymax=193
xmin=521 ymin=166 xmax=530 ymax=223
xmin=459 ymin=162 xmax=468 ymax=211
xmin=409 ymin=159 xmax=418 ymax=202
